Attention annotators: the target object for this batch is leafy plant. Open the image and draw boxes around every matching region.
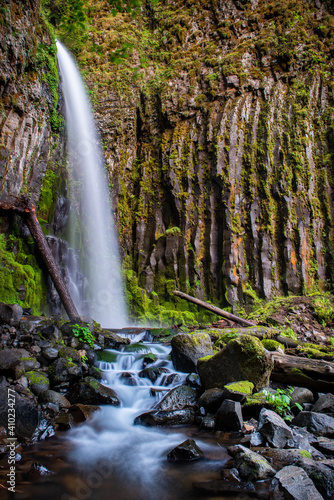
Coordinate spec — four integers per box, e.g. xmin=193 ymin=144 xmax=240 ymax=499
xmin=313 ymin=297 xmax=334 ymax=325
xmin=72 ymin=323 xmax=95 ymax=347
xmin=263 ymin=387 xmax=302 ymax=420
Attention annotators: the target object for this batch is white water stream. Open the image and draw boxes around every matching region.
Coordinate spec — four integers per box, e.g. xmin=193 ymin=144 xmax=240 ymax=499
xmin=56 ymin=41 xmax=127 ymax=328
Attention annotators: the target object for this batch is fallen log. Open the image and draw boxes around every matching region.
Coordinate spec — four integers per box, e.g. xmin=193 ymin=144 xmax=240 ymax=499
xmin=0 ymin=196 xmax=79 ymax=320
xmin=270 ymin=352 xmax=334 ymax=393
xmin=173 ymin=290 xmax=256 ymax=327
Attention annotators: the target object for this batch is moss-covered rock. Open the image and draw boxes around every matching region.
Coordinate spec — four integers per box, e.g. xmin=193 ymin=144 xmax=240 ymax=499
xmin=171 ymin=332 xmax=213 ymax=373
xmin=197 ymin=335 xmax=273 ymax=391
xmin=26 ymin=370 xmax=50 ymax=395
xmin=261 ymin=339 xmax=285 ymax=352
xmin=69 ymin=376 xmax=120 ymax=406
xmin=222 ymin=381 xmax=254 ymax=402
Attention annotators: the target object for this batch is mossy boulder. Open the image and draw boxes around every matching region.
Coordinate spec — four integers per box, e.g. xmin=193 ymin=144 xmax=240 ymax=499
xmin=39 ymin=389 xmax=71 ymax=408
xmin=171 ymin=332 xmax=213 ymax=373
xmin=48 ymin=358 xmax=82 ymax=385
xmin=261 ymin=339 xmax=285 ymax=352
xmin=197 ymin=335 xmax=273 ymax=392
xmin=26 ymin=370 xmax=50 ymax=395
xmin=222 ymin=381 xmax=254 ymax=403
xmin=69 ymin=376 xmax=120 ymax=406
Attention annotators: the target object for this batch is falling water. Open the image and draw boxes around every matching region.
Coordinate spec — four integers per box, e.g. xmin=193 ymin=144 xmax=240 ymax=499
xmin=56 ymin=41 xmax=127 ymax=328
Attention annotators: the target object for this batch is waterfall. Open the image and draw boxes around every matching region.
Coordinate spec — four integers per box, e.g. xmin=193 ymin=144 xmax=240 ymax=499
xmin=56 ymin=41 xmax=127 ymax=328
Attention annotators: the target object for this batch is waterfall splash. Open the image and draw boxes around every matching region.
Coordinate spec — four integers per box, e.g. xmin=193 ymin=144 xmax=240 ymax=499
xmin=56 ymin=41 xmax=127 ymax=328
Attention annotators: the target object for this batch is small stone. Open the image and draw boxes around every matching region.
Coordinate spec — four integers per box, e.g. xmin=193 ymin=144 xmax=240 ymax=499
xmin=167 ymin=439 xmax=204 ymax=461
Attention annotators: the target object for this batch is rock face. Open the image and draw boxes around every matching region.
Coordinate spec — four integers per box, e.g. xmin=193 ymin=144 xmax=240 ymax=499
xmin=171 ymin=333 xmax=213 ymax=372
xmin=197 ymin=335 xmax=273 ymax=391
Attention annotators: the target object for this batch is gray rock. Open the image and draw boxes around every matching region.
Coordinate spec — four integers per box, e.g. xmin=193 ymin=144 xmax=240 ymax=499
xmin=69 ymin=377 xmax=120 ymax=406
xmin=292 ymin=411 xmax=334 ymax=437
xmin=39 ymin=390 xmax=71 ymax=408
xmin=313 ymin=436 xmax=334 ymax=456
xmin=39 ymin=324 xmax=62 ymax=343
xmin=102 ymin=330 xmax=130 ymax=349
xmin=291 ymin=387 xmax=314 ymax=407
xmin=271 ymin=465 xmax=323 ymax=499
xmin=0 ymin=303 xmax=23 ymax=325
xmin=200 ymin=414 xmax=215 ymax=430
xmin=216 ymin=399 xmax=243 ymax=431
xmin=227 ymin=444 xmax=251 ymax=458
xmin=258 ymin=408 xmax=293 ymax=448
xmin=222 ymin=381 xmax=254 ymax=403
xmin=235 ymin=450 xmax=276 ymax=481
xmin=134 ymin=408 xmax=196 ymax=426
xmin=167 ymin=439 xmax=204 ymax=461
xmin=312 ymin=394 xmax=334 ymax=416
xmin=138 ymin=366 xmax=170 ymax=383
xmin=0 ymin=350 xmax=21 ymax=371
xmin=42 ymin=347 xmax=59 ymax=363
xmin=185 ymin=373 xmax=201 ymax=389
xmin=171 ymin=333 xmax=213 ymax=373
xmin=250 ymin=431 xmax=265 ymax=446
xmin=154 ymin=385 xmax=197 ymax=411
xmin=20 ymin=357 xmax=40 ymax=371
xmin=297 ymin=457 xmax=334 ymax=497
xmin=197 ymin=335 xmax=273 ymax=392
xmin=0 ymin=384 xmax=40 ymax=440
xmin=198 ymin=388 xmax=225 ymax=413
xmin=220 ymin=468 xmax=241 ymax=482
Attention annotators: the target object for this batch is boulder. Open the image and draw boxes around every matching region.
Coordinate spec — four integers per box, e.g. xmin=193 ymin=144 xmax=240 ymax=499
xmin=171 ymin=333 xmax=213 ymax=373
xmin=235 ymin=450 xmax=276 ymax=481
xmin=216 ymin=400 xmax=243 ymax=431
xmin=312 ymin=393 xmax=334 ymax=416
xmin=271 ymin=465 xmax=323 ymax=500
xmin=222 ymin=381 xmax=254 ymax=403
xmin=198 ymin=388 xmax=225 ymax=413
xmin=39 ymin=390 xmax=71 ymax=408
xmin=258 ymin=448 xmax=313 ymax=470
xmin=69 ymin=377 xmax=120 ymax=406
xmin=313 ymin=436 xmax=334 ymax=456
xmin=0 ymin=385 xmax=40 ymax=440
xmin=167 ymin=439 xmax=204 ymax=461
xmin=39 ymin=324 xmax=62 ymax=343
xmin=20 ymin=357 xmax=40 ymax=371
xmin=68 ymin=403 xmax=101 ymax=424
xmin=0 ymin=350 xmax=21 ymax=372
xmin=185 ymin=373 xmax=201 ymax=389
xmin=48 ymin=358 xmax=82 ymax=385
xmin=41 ymin=347 xmax=59 ymax=363
xmin=134 ymin=408 xmax=196 ymax=426
xmin=102 ymin=330 xmax=130 ymax=349
xmin=154 ymin=385 xmax=197 ymax=411
xmin=297 ymin=457 xmax=334 ymax=498
xmin=26 ymin=371 xmax=50 ymax=396
xmin=28 ymin=462 xmax=55 ymax=480
xmin=290 ymin=387 xmax=314 ymax=407
xmin=197 ymin=335 xmax=273 ymax=391
xmin=292 ymin=411 xmax=334 ymax=437
xmin=138 ymin=366 xmax=170 ymax=383
xmin=200 ymin=414 xmax=216 ymax=430
xmin=0 ymin=303 xmax=23 ymax=324
xmin=258 ymin=409 xmax=293 ymax=448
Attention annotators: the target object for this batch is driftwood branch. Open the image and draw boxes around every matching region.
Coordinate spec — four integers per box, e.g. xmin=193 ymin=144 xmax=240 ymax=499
xmin=173 ymin=290 xmax=256 ymax=327
xmin=270 ymin=352 xmax=334 ymax=393
xmin=0 ymin=196 xmax=79 ymax=320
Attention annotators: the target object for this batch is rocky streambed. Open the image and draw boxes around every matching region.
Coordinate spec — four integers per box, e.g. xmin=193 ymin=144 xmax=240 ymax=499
xmin=0 ymin=301 xmax=334 ymax=499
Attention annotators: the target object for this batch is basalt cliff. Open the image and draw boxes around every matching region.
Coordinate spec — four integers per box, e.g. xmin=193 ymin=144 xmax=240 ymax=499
xmin=0 ymin=0 xmax=334 ymax=322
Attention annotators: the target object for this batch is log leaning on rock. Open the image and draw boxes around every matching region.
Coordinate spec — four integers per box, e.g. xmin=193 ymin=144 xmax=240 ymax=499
xmin=0 ymin=195 xmax=79 ymax=320
xmin=173 ymin=290 xmax=256 ymax=327
xmin=270 ymin=352 xmax=334 ymax=394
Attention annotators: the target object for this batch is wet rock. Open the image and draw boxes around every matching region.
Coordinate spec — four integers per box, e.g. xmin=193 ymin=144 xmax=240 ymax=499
xmin=69 ymin=376 xmax=120 ymax=406
xmin=0 ymin=349 xmax=21 ymax=372
xmin=138 ymin=366 xmax=170 ymax=383
xmin=167 ymin=438 xmax=204 ymax=461
xmin=26 ymin=371 xmax=50 ymax=396
xmin=28 ymin=462 xmax=55 ymax=480
xmin=198 ymin=388 xmax=225 ymax=413
xmin=292 ymin=411 xmax=334 ymax=437
xmin=39 ymin=390 xmax=71 ymax=408
xmin=20 ymin=356 xmax=40 ymax=371
xmin=271 ymin=465 xmax=323 ymax=499
xmin=0 ymin=385 xmax=40 ymax=440
xmin=258 ymin=408 xmax=293 ymax=448
xmin=312 ymin=393 xmax=334 ymax=416
xmin=101 ymin=330 xmax=130 ymax=349
xmin=58 ymin=346 xmax=81 ymax=364
xmin=250 ymin=432 xmax=264 ymax=446
xmin=119 ymin=372 xmax=139 ymax=386
xmin=186 ymin=373 xmax=201 ymax=389
xmin=200 ymin=414 xmax=215 ymax=430
xmin=227 ymin=444 xmax=251 ymax=458
xmin=48 ymin=358 xmax=82 ymax=385
xmin=197 ymin=335 xmax=273 ymax=392
xmin=171 ymin=333 xmax=213 ymax=373
xmin=222 ymin=381 xmax=254 ymax=403
xmin=154 ymin=385 xmax=197 ymax=411
xmin=60 ymin=317 xmax=94 ymax=337
xmin=55 ymin=412 xmax=75 ymax=430
xmin=235 ymin=449 xmax=276 ymax=481
xmin=134 ymin=408 xmax=196 ymax=426
xmin=68 ymin=403 xmax=101 ymax=424
xmin=259 ymin=448 xmax=312 ymax=470
xmin=220 ymin=468 xmax=241 ymax=482
xmin=297 ymin=457 xmax=334 ymax=497
xmin=0 ymin=303 xmax=23 ymax=325
xmin=216 ymin=400 xmax=243 ymax=431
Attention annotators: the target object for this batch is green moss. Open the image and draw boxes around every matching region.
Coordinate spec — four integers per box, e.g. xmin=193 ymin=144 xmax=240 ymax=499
xmin=97 ymin=351 xmax=118 ymax=363
xmin=261 ymin=339 xmax=285 ymax=352
xmin=299 ymin=450 xmax=311 ymax=458
xmin=26 ymin=370 xmax=49 ymax=386
xmin=291 ymin=367 xmax=308 ymax=378
xmin=198 ymin=354 xmax=213 ymax=362
xmin=224 ymin=380 xmax=254 ymax=395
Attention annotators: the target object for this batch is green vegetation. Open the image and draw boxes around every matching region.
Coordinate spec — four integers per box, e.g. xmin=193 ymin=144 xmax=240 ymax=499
xmin=261 ymin=339 xmax=285 ymax=352
xmin=72 ymin=323 xmax=95 ymax=346
xmin=313 ymin=296 xmax=334 ymax=325
xmin=263 ymin=387 xmax=302 ymax=420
